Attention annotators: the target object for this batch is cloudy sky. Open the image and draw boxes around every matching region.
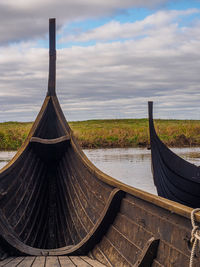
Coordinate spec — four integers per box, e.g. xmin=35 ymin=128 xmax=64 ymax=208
xmin=0 ymin=0 xmax=200 ymax=122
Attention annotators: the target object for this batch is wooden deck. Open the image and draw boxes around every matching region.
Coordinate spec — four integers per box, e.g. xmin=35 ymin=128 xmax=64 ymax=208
xmin=0 ymin=256 xmax=106 ymax=267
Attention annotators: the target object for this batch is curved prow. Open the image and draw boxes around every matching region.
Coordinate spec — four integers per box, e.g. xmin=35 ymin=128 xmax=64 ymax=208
xmin=148 ymin=101 xmax=155 ymax=137
xmin=47 ymin=18 xmax=56 ymax=96
xmin=148 ymin=101 xmax=200 ymax=208
xmin=148 ymin=101 xmax=153 ymax=120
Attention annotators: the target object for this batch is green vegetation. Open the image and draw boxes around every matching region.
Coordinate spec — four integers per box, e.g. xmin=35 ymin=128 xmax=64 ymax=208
xmin=0 ymin=122 xmax=32 ymax=150
xmin=70 ymin=119 xmax=148 ymax=148
xmin=0 ymin=119 xmax=200 ymax=150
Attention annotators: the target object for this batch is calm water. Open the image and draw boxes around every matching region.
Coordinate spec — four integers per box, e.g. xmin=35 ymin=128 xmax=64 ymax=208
xmin=1 ymin=148 xmax=200 ymax=195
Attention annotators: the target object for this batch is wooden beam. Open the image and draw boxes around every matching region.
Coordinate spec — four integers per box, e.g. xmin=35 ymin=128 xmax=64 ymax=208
xmin=47 ymin=18 xmax=56 ymax=96
xmin=30 ymin=135 xmax=70 ymax=145
xmin=133 ymin=237 xmax=160 ymax=267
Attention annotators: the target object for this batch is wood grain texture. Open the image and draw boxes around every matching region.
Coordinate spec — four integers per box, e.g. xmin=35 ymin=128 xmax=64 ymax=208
xmin=46 ymin=256 xmax=60 ymax=267
xmin=0 ymin=257 xmax=15 ymax=267
xmin=0 ymin=257 xmax=106 ymax=267
xmin=58 ymin=256 xmax=75 ymax=267
xmin=3 ymin=257 xmax=24 ymax=267
xmin=69 ymin=256 xmax=91 ymax=266
xmin=92 ymin=193 xmax=200 ymax=266
xmin=30 ymin=135 xmax=70 ymax=144
xmin=80 ymin=256 xmax=106 ymax=267
xmin=17 ymin=257 xmax=36 ymax=267
xmin=31 ymin=256 xmax=45 ymax=267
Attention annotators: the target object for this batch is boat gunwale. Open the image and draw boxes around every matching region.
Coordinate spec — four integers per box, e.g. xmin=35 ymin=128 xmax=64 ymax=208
xmin=0 ymin=97 xmax=51 ymax=174
xmin=51 ymin=96 xmax=200 ymax=222
xmin=71 ymin=135 xmax=200 ymax=222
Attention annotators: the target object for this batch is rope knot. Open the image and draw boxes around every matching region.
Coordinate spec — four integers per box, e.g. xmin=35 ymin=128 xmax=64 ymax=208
xmin=189 ymin=208 xmax=200 ymax=267
xmin=191 ymin=225 xmax=200 ymax=243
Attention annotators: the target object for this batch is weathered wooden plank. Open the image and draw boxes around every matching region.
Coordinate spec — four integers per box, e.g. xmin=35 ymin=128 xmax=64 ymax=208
xmin=69 ymin=169 xmax=101 ymax=223
xmin=113 ymin=212 xmax=152 ymax=250
xmin=133 ymin=238 xmax=159 ymax=267
xmin=152 ymin=260 xmax=165 ymax=267
xmin=61 ymin=166 xmax=92 ymax=234
xmin=64 ymin=155 xmax=103 ymax=223
xmin=91 ymin=245 xmax=113 ymax=267
xmin=80 ymin=256 xmax=106 ymax=267
xmin=30 ymin=135 xmax=70 ymax=144
xmin=58 ymin=256 xmax=75 ymax=267
xmin=56 ymin=166 xmax=84 ymax=243
xmin=105 ymin=224 xmax=140 ymax=264
xmin=65 ymin=171 xmax=94 ymax=232
xmin=32 ymin=256 xmax=45 ymax=267
xmin=67 ymin=149 xmax=112 ymax=202
xmin=3 ymin=257 xmax=24 ymax=267
xmin=69 ymin=256 xmax=91 ymax=266
xmin=0 ymin=257 xmax=15 ymax=266
xmin=121 ymin=197 xmax=191 ymax=257
xmin=45 ymin=256 xmax=60 ymax=267
xmin=17 ymin=257 xmax=35 ymax=267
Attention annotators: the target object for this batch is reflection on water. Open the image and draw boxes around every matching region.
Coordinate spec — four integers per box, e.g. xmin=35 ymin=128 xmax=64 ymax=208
xmin=84 ymin=148 xmax=156 ymax=194
xmin=170 ymin=147 xmax=200 ymax=166
xmin=0 ymin=151 xmax=16 ymax=169
xmin=1 ymin=147 xmax=200 ymax=195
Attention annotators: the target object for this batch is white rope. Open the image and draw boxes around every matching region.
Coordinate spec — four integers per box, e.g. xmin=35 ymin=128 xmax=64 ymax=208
xmin=189 ymin=208 xmax=200 ymax=267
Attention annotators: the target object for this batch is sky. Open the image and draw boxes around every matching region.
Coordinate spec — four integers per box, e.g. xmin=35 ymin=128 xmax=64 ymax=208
xmin=0 ymin=0 xmax=200 ymax=122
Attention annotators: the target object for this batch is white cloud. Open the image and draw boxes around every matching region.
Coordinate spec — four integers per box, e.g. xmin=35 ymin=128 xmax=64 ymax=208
xmin=0 ymin=0 xmax=167 ymax=44
xmin=60 ymin=9 xmax=200 ymax=43
xmin=1 ymin=8 xmax=200 ymax=121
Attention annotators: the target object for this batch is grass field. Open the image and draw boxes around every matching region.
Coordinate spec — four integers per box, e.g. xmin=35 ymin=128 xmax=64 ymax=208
xmin=0 ymin=119 xmax=200 ymax=150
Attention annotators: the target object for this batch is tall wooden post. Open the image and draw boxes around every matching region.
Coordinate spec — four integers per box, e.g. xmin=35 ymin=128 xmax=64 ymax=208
xmin=47 ymin=18 xmax=56 ymax=96
xmin=148 ymin=101 xmax=153 ymax=121
xmin=148 ymin=101 xmax=154 ymax=136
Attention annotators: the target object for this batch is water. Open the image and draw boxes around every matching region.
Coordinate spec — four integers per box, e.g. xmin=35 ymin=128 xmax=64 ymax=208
xmin=1 ymin=147 xmax=200 ymax=195
xmin=0 ymin=151 xmax=16 ymax=169
xmin=84 ymin=148 xmax=156 ymax=194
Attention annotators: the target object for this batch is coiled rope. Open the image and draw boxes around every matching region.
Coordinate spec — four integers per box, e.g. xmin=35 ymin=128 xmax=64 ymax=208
xmin=190 ymin=208 xmax=200 ymax=267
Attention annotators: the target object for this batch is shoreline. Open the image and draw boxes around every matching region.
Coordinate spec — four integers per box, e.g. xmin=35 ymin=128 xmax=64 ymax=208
xmin=1 ymin=144 xmax=200 ymax=152
xmin=1 ymin=142 xmax=200 ymax=152
xmin=1 ymin=119 xmax=200 ymax=150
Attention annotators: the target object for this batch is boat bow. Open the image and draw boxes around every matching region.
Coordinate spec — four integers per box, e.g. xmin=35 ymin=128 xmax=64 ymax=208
xmin=0 ymin=18 xmax=123 ymax=256
xmin=148 ymin=101 xmax=200 ymax=208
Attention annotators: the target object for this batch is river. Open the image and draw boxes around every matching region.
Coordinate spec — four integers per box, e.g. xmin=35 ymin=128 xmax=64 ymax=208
xmin=1 ymin=147 xmax=200 ymax=195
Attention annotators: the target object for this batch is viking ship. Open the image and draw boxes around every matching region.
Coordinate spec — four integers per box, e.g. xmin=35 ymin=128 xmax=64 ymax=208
xmin=148 ymin=101 xmax=200 ymax=209
xmin=0 ymin=19 xmax=199 ymax=266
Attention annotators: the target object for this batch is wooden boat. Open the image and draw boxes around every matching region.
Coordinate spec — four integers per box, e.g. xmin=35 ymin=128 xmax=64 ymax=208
xmin=148 ymin=101 xmax=200 ymax=208
xmin=0 ymin=19 xmax=200 ymax=266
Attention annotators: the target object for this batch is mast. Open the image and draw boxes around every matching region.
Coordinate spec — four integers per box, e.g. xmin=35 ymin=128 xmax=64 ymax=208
xmin=47 ymin=18 xmax=56 ymax=96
